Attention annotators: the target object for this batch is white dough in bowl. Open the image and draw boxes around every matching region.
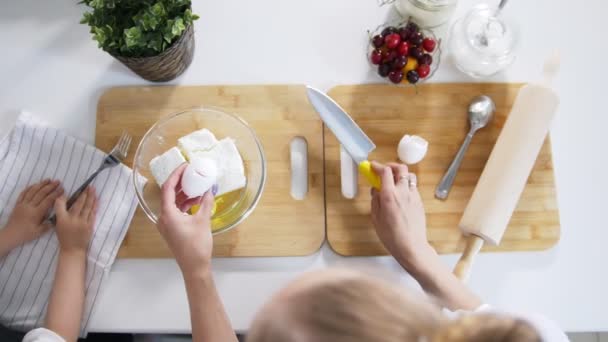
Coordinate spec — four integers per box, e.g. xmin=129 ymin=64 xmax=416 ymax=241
xmin=181 ymin=157 xmax=219 ymax=198
xmin=397 ymin=135 xmax=429 ymax=165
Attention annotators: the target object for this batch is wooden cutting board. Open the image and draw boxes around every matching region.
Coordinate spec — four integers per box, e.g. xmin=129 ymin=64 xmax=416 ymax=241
xmin=96 ymin=85 xmax=325 ymax=258
xmin=325 ymin=83 xmax=560 ymax=256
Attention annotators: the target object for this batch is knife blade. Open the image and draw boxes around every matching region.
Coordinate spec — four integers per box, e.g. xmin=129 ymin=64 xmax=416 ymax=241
xmin=305 ymin=86 xmax=382 ymax=189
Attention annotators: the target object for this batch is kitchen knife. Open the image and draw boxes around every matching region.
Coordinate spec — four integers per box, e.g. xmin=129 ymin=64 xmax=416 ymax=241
xmin=454 ymin=53 xmax=560 ymax=281
xmin=306 ymin=86 xmax=381 ymax=189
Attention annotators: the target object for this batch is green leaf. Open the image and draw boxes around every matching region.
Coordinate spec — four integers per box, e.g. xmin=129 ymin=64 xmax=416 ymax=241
xmin=80 ymin=12 xmax=92 ymax=24
xmin=163 ymin=19 xmax=175 ymax=43
xmin=172 ymin=17 xmax=185 ymax=36
xmin=89 ymin=0 xmax=104 ymax=9
xmin=151 ymin=2 xmax=166 ymax=17
xmin=147 ymin=32 xmax=163 ymax=52
xmin=183 ymin=8 xmax=198 ymax=24
xmin=124 ymin=26 xmax=143 ymax=48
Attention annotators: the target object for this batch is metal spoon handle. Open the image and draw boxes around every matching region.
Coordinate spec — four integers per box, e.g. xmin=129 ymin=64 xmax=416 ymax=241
xmin=435 ymin=128 xmax=476 ymax=200
xmin=495 ymin=0 xmax=508 ymax=16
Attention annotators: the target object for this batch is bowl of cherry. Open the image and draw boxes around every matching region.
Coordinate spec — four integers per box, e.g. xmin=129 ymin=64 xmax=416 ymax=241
xmin=369 ymin=21 xmax=440 ymax=85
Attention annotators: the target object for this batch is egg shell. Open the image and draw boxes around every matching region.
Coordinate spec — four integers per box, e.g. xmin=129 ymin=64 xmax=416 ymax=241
xmin=181 ymin=157 xmax=219 ymax=198
xmin=397 ymin=135 xmax=429 ymax=165
xmin=188 ymin=138 xmax=247 ymax=196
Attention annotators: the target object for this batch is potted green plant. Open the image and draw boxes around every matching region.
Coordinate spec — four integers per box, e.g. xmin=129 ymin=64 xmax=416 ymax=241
xmin=81 ymin=0 xmax=199 ymax=82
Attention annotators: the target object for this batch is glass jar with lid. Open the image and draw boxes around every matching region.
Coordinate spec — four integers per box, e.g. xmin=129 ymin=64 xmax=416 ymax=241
xmin=448 ymin=4 xmax=517 ymax=78
xmin=395 ymin=0 xmax=459 ymax=28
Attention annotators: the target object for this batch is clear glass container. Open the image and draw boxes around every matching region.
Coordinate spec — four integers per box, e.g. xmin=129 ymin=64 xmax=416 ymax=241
xmin=395 ymin=0 xmax=459 ymax=28
xmin=133 ymin=108 xmax=266 ymax=235
xmin=448 ymin=4 xmax=516 ymax=78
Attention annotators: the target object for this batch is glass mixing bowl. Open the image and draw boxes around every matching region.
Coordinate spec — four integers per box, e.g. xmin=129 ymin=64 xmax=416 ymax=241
xmin=133 ymin=108 xmax=266 ymax=235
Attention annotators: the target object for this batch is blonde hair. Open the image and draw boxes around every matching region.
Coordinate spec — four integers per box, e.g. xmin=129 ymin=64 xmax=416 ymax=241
xmin=247 ymin=272 xmax=541 ymax=342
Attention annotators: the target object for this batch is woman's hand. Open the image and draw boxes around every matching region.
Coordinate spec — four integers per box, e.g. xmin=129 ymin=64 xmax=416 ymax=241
xmin=370 ymin=162 xmax=483 ymax=310
xmin=3 ymin=179 xmax=63 ymax=247
xmin=157 ymin=163 xmax=215 ymax=277
xmin=54 ymin=186 xmax=97 ymax=255
xmin=370 ymin=161 xmax=433 ymax=271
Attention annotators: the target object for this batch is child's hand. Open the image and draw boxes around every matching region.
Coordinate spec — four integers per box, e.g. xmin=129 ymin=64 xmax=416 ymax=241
xmin=157 ymin=164 xmax=214 ymax=277
xmin=4 ymin=179 xmax=63 ymax=246
xmin=54 ymin=186 xmax=97 ymax=255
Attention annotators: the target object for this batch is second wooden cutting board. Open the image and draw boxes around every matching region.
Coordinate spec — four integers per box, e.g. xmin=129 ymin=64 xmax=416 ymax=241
xmin=325 ymin=83 xmax=560 ymax=256
xmin=96 ymin=85 xmax=325 ymax=258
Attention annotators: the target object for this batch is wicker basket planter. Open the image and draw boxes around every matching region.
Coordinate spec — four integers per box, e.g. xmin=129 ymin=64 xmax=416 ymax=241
xmin=113 ymin=24 xmax=195 ymax=82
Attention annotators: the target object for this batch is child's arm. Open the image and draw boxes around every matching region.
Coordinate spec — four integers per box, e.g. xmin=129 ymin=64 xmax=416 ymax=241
xmin=45 ymin=187 xmax=97 ymax=342
xmin=0 ymin=180 xmax=63 ymax=258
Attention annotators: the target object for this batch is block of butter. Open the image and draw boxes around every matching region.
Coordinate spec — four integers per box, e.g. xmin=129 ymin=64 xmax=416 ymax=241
xmin=178 ymin=129 xmax=218 ymax=160
xmin=149 ymin=147 xmax=186 ymax=186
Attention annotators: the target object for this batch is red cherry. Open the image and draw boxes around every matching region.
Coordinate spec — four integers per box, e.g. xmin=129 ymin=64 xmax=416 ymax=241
xmin=372 ymin=35 xmax=384 ymax=49
xmin=382 ymin=50 xmax=398 ymax=63
xmin=392 ymin=55 xmax=408 ymax=70
xmin=378 ymin=63 xmax=392 ymax=77
xmin=371 ymin=50 xmax=383 ymax=65
xmin=417 ymin=64 xmax=430 ymax=78
xmin=409 ymin=32 xmax=424 ymax=46
xmin=422 ymin=38 xmax=436 ymax=52
xmin=406 ymin=70 xmax=420 ymax=84
xmin=396 ymin=41 xmax=410 ymax=57
xmin=409 ymin=47 xmax=423 ymax=60
xmin=418 ymin=53 xmax=433 ymax=66
xmin=388 ymin=70 xmax=404 ymax=84
xmin=384 ymin=33 xmax=401 ymax=50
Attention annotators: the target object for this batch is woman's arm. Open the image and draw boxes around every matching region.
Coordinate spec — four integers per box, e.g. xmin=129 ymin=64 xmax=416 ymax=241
xmin=395 ymin=243 xmax=482 ymax=311
xmin=183 ymin=270 xmax=239 ymax=342
xmin=157 ymin=164 xmax=238 ymax=342
xmin=45 ymin=187 xmax=97 ymax=341
xmin=370 ymin=162 xmax=482 ymax=311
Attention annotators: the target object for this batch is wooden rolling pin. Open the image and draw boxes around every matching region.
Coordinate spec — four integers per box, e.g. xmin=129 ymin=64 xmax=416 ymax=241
xmin=454 ymin=54 xmax=561 ymax=281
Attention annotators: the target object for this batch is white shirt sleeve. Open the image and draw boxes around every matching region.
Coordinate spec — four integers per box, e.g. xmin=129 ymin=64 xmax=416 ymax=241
xmin=22 ymin=328 xmax=65 ymax=342
xmin=444 ymin=304 xmax=569 ymax=342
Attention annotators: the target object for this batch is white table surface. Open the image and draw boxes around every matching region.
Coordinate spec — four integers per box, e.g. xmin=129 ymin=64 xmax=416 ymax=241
xmin=1 ymin=0 xmax=606 ymax=334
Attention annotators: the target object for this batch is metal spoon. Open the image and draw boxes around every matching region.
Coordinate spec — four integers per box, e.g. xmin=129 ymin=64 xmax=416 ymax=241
xmin=495 ymin=0 xmax=509 ymax=17
xmin=479 ymin=0 xmax=509 ymax=47
xmin=435 ymin=95 xmax=495 ymax=200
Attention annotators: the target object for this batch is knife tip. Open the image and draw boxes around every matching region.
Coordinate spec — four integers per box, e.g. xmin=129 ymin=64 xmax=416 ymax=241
xmin=305 ymin=85 xmax=321 ymax=94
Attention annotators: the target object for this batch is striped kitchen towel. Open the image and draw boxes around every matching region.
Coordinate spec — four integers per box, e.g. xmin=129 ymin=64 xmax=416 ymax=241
xmin=0 ymin=112 xmax=140 ymax=336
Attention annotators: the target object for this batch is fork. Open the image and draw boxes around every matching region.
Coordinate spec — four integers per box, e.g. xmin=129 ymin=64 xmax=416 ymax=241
xmin=48 ymin=131 xmax=132 ymax=224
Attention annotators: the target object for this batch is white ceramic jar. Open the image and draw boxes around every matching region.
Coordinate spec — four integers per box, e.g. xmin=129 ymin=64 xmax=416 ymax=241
xmin=395 ymin=0 xmax=459 ymax=28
